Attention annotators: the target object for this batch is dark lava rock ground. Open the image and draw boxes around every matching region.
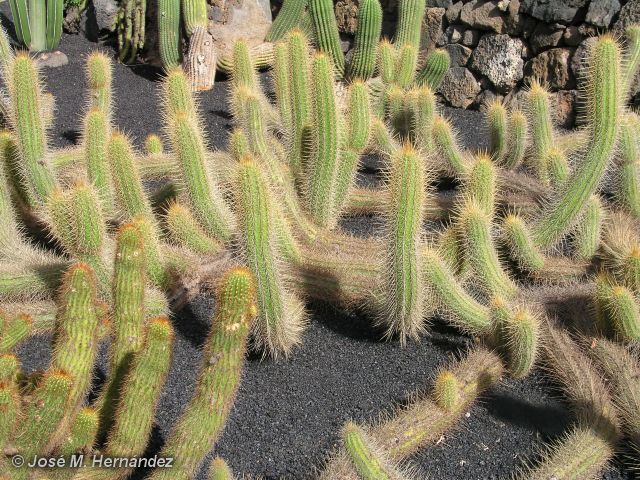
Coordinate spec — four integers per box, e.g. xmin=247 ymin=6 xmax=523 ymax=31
xmin=0 ymin=4 xmax=633 ymax=479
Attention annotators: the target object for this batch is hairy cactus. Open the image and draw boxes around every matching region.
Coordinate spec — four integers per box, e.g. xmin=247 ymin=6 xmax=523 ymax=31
xmin=347 ymin=0 xmax=382 ymax=80
xmin=623 ymin=25 xmax=640 ymax=100
xmin=149 ymin=267 xmax=257 ymax=480
xmin=532 ymin=36 xmax=621 ymax=248
xmin=60 ymin=406 xmax=99 ymax=456
xmin=525 ymin=80 xmax=554 ymax=183
xmin=394 ymin=43 xmax=418 ymax=88
xmin=266 ymin=0 xmax=308 ymax=42
xmin=6 ymin=53 xmax=57 ymax=207
xmin=235 ymin=158 xmax=305 ymax=357
xmin=183 ymin=0 xmax=208 ymax=37
xmin=486 ymin=100 xmax=507 ymax=163
xmin=83 ymin=109 xmax=114 ymax=211
xmin=572 ymin=195 xmax=603 ymax=260
xmin=309 ymin=0 xmax=345 ymax=75
xmin=158 ymin=0 xmax=182 ymax=68
xmin=394 ymin=0 xmax=425 ymax=48
xmin=145 ymin=134 xmax=164 ymax=155
xmin=380 ymin=145 xmax=428 ymax=343
xmin=164 ymin=202 xmax=223 ymax=254
xmin=615 ymin=114 xmax=640 ymax=216
xmin=432 ymin=116 xmax=467 ymax=176
xmin=501 ymin=214 xmax=545 ymax=272
xmin=86 ymin=52 xmax=113 ymax=120
xmin=117 ymin=0 xmax=147 ymax=63
xmin=416 ymin=49 xmax=450 ymax=90
xmin=432 ymin=370 xmax=459 ymax=412
xmin=378 ymin=40 xmax=396 ymax=84
xmin=209 ymin=458 xmax=236 ymax=480
xmin=341 ymin=422 xmax=407 ymax=479
xmin=502 ymin=110 xmax=528 ymax=169
xmin=0 ymin=313 xmax=32 ymax=353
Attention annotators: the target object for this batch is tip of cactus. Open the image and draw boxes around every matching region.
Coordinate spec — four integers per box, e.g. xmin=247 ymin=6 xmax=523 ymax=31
xmin=433 ymin=369 xmax=460 ymax=411
xmin=147 ymin=316 xmax=175 ymax=338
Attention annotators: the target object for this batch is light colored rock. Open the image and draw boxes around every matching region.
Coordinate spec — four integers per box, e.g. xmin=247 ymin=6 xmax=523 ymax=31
xmin=445 ymin=43 xmax=472 ymax=66
xmin=36 ymin=51 xmax=69 ymax=68
xmin=439 ymin=67 xmax=481 ymax=108
xmin=208 ymin=0 xmax=272 ymax=57
xmin=586 ymin=0 xmax=620 ymax=28
xmin=460 ymin=0 xmax=506 ymax=33
xmin=469 ymin=33 xmax=524 ymax=91
xmin=529 ymin=22 xmax=564 ymax=54
xmin=446 ymin=25 xmax=464 ymax=43
xmin=520 ymin=0 xmax=588 ymax=24
xmin=524 ymin=48 xmax=575 ymax=90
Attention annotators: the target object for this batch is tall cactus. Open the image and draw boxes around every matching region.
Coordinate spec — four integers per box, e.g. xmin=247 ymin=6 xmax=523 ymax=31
xmin=309 ymin=0 xmax=345 ymax=75
xmin=158 ymin=0 xmax=182 ymax=68
xmin=394 ymin=0 xmax=425 ymax=48
xmin=149 ymin=267 xmax=257 ymax=480
xmin=532 ymin=36 xmax=621 ymax=248
xmin=266 ymin=0 xmax=308 ymax=42
xmin=347 ymin=0 xmax=382 ymax=80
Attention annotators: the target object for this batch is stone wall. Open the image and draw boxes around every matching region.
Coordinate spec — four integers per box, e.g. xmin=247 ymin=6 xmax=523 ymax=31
xmin=337 ymin=0 xmax=640 ymax=128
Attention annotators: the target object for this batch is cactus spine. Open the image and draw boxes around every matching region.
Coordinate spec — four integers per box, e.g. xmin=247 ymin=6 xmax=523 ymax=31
xmin=309 ymin=0 xmax=345 ymax=75
xmin=266 ymin=0 xmax=308 ymax=42
xmin=305 ymin=53 xmax=342 ymax=228
xmin=165 ymin=202 xmax=222 ymax=254
xmin=502 ymin=110 xmax=527 ymax=169
xmin=83 ymin=109 xmax=114 ymax=210
xmin=86 ymin=52 xmax=113 ymax=120
xmin=60 ymin=406 xmax=98 ymax=456
xmin=487 ymin=100 xmax=507 ymax=162
xmin=182 ymin=0 xmax=208 ymax=37
xmin=236 ymin=158 xmax=305 ymax=356
xmin=6 ymin=53 xmax=57 ymax=207
xmin=616 ymin=114 xmax=640 ymax=216
xmin=501 ymin=214 xmax=545 ymax=272
xmin=347 ymin=0 xmax=382 ymax=80
xmin=149 ymin=268 xmax=257 ymax=480
xmin=394 ymin=0 xmax=425 ymax=48
xmin=433 ymin=370 xmax=459 ymax=412
xmin=381 ymin=145 xmax=427 ymax=343
xmin=525 ymin=81 xmax=554 ymax=183
xmin=158 ymin=0 xmax=182 ymax=69
xmin=287 ymin=30 xmax=312 ymax=178
xmin=342 ymin=423 xmax=396 ymax=480
xmin=416 ymin=49 xmax=450 ymax=90
xmin=394 ymin=44 xmax=417 ymax=88
xmin=209 ymin=458 xmax=236 ymax=480
xmin=532 ymin=37 xmax=622 ymax=248
xmin=0 ymin=313 xmax=32 ymax=353
xmin=572 ymin=195 xmax=603 ymax=260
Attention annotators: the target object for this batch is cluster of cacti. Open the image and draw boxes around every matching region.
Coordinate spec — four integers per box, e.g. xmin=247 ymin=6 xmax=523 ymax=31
xmin=8 ymin=0 xmax=63 ymax=52
xmin=2 ymin=13 xmax=640 ymax=478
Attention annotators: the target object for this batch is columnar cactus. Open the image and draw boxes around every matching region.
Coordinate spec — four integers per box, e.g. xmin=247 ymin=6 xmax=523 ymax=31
xmin=149 ymin=267 xmax=257 ymax=480
xmin=346 ymin=0 xmax=382 ymax=80
xmin=266 ymin=0 xmax=308 ymax=42
xmin=416 ymin=49 xmax=450 ymax=90
xmin=158 ymin=0 xmax=182 ymax=68
xmin=309 ymin=0 xmax=345 ymax=75
xmin=394 ymin=0 xmax=425 ymax=49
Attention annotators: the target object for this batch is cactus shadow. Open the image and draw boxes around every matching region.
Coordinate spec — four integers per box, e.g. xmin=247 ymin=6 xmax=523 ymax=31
xmin=128 ymin=424 xmax=166 ymax=480
xmin=170 ymin=295 xmax=215 ymax=350
xmin=0 ymin=12 xmax=18 ymax=45
xmin=309 ymin=299 xmax=385 ymax=343
xmin=484 ymin=387 xmax=571 ymax=438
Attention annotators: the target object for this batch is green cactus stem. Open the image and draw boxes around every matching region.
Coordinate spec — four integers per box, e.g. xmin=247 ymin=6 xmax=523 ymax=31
xmin=457 ymin=200 xmax=516 ymax=298
xmin=433 ymin=370 xmax=459 ymax=412
xmin=163 ymin=68 xmax=198 ymax=120
xmin=267 ymin=0 xmax=308 ymax=42
xmin=615 ymin=114 xmax=640 ymax=216
xmin=145 ymin=134 xmax=164 ymax=155
xmin=380 ymin=145 xmax=427 ymax=344
xmin=86 ymin=52 xmax=113 ymax=119
xmin=347 ymin=0 xmax=382 ymax=80
xmin=603 ymin=281 xmax=640 ymax=341
xmin=0 ymin=313 xmax=32 ymax=353
xmin=50 ymin=263 xmax=99 ymax=443
xmin=287 ymin=30 xmax=312 ymax=179
xmin=209 ymin=458 xmax=235 ymax=480
xmin=500 ymin=305 xmax=539 ymax=378
xmin=421 ymin=248 xmax=492 ymax=335
xmin=342 ymin=423 xmax=397 ymax=480
xmin=168 ymin=112 xmax=235 ymax=242
xmin=6 ymin=53 xmax=57 ymax=207
xmin=182 ymin=0 xmax=208 ymax=37
xmin=117 ymin=0 xmax=147 ymax=63
xmin=416 ymin=49 xmax=450 ymax=90
xmin=501 ymin=214 xmax=545 ymax=272
xmin=502 ymin=110 xmax=528 ymax=169
xmin=83 ymin=108 xmax=114 ymax=211
xmin=623 ymin=25 xmax=640 ymax=100
xmin=158 ymin=0 xmax=182 ymax=68
xmin=309 ymin=0 xmax=345 ymax=75
xmin=165 ymin=202 xmax=223 ymax=255
xmin=0 ymin=381 xmax=19 ymax=451
xmin=305 ymin=53 xmax=342 ymax=228
xmin=463 ymin=154 xmax=496 ymax=216
xmin=13 ymin=369 xmax=73 ymax=458
xmin=148 ymin=268 xmax=257 ymax=480
xmin=408 ymin=86 xmax=435 ymax=152
xmin=372 ymin=348 xmax=503 ymax=459
xmin=394 ymin=0 xmax=425 ymax=48
xmin=273 ymin=42 xmax=293 ymax=133
xmin=0 ymin=353 xmax=20 ymax=383
xmin=525 ymin=80 xmax=554 ymax=183
xmin=486 ymin=100 xmax=507 ymax=163
xmin=235 ymin=158 xmax=306 ymax=357
xmin=378 ymin=40 xmax=396 ymax=84
xmin=544 ymin=148 xmax=569 ymax=185
xmin=432 ymin=116 xmax=467 ymax=176
xmin=572 ymin=195 xmax=603 ymax=260
xmin=601 ymin=212 xmax=640 ymax=292
xmin=532 ymin=36 xmax=621 ymax=248
xmin=394 ymin=43 xmax=417 ymax=88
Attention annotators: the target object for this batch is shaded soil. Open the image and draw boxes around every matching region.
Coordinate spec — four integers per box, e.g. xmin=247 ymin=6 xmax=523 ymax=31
xmin=1 ymin=6 xmax=632 ymax=479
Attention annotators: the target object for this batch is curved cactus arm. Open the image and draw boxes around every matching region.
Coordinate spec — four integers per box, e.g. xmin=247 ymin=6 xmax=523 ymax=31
xmin=532 ymin=36 xmax=622 ymax=248
xmin=416 ymin=49 xmax=450 ymax=90
xmin=0 ymin=313 xmax=32 ymax=353
xmin=266 ymin=0 xmax=308 ymax=42
xmin=502 ymin=110 xmax=528 ymax=169
xmin=148 ymin=268 xmax=257 ymax=480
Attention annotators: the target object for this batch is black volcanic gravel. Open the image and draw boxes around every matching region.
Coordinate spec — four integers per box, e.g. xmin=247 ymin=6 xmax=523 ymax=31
xmin=1 ymin=5 xmax=633 ymax=479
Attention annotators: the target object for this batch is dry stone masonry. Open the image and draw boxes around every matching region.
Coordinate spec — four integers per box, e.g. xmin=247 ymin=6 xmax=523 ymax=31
xmin=334 ymin=0 xmax=637 ymax=127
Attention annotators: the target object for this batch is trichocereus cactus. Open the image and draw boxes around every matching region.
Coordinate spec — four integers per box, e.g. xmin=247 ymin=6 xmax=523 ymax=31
xmin=1 ymin=15 xmax=640 ymax=476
